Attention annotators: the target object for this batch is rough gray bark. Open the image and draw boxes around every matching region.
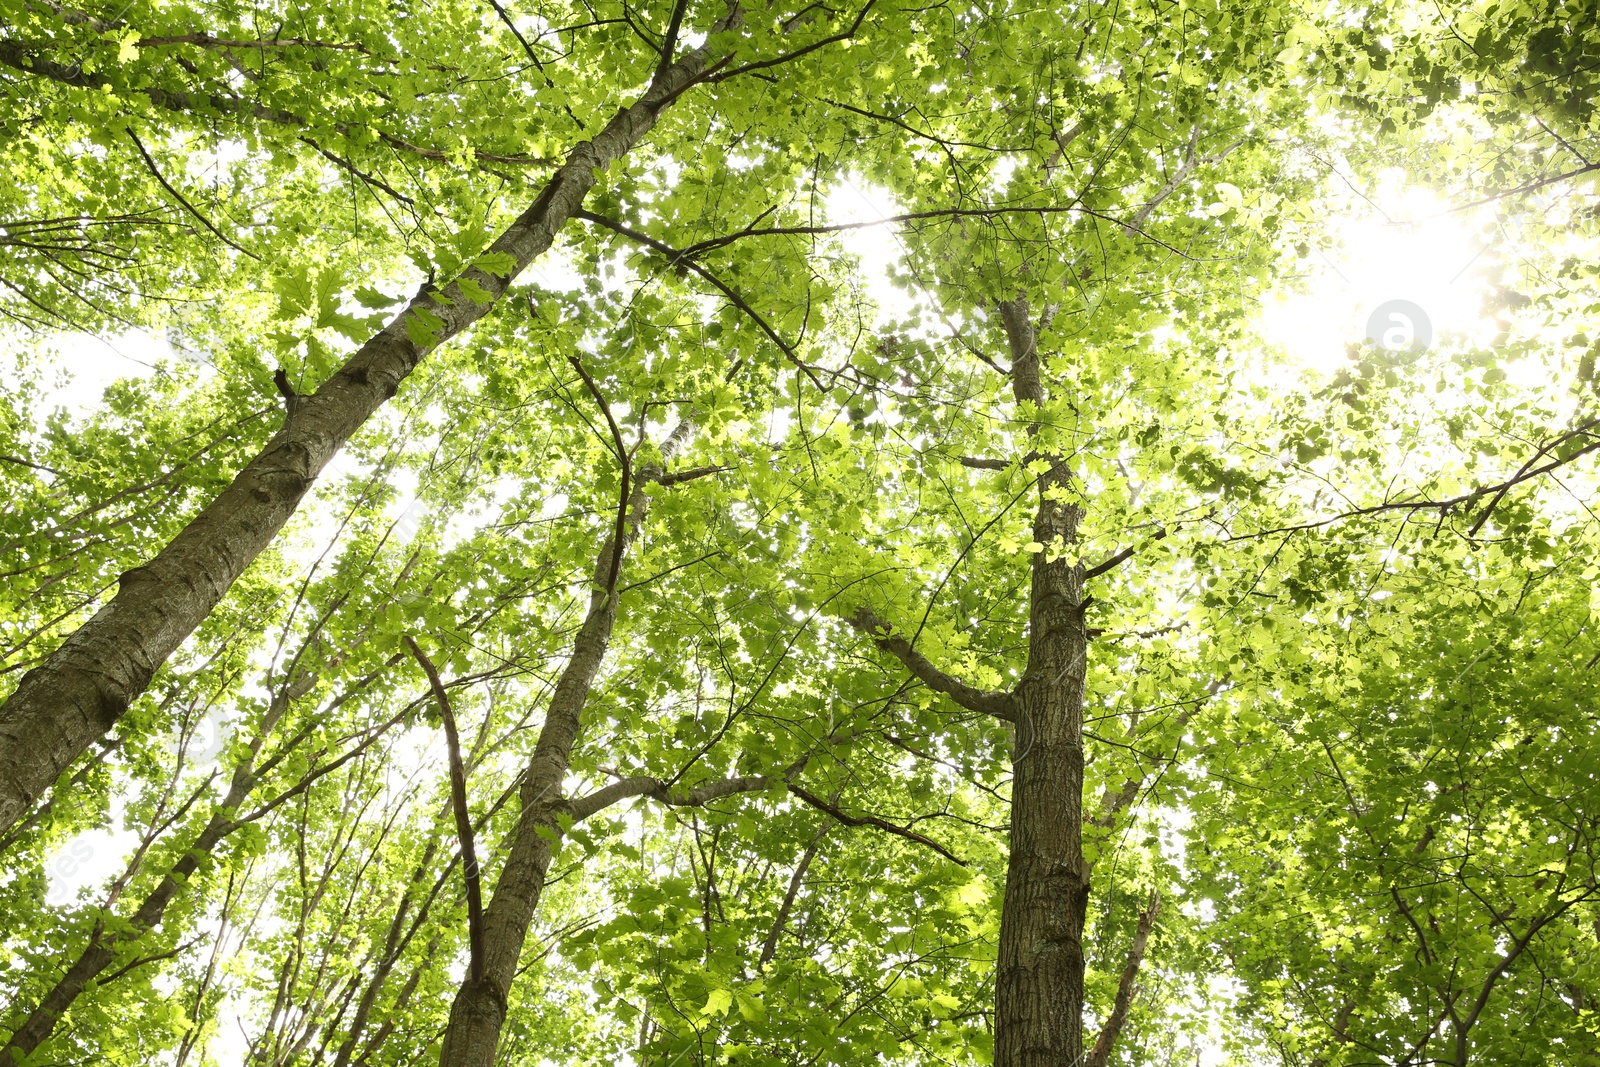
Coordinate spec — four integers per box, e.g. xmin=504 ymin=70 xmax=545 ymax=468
xmin=0 ymin=41 xmax=716 ymax=841
xmin=993 ymin=296 xmax=1092 ymax=1067
xmin=436 ymin=417 xmax=696 ymax=1067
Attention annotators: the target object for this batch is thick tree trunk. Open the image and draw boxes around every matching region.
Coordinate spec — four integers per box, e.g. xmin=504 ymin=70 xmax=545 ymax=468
xmin=437 ymin=419 xmax=694 ymax=1067
xmin=994 ymin=298 xmax=1092 ymax=1067
xmin=0 ymin=43 xmax=718 ymax=840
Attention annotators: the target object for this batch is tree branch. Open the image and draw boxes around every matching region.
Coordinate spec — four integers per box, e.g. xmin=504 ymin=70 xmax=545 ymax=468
xmin=1125 ymin=125 xmax=1199 ymax=234
xmin=127 ymin=128 xmax=259 ymax=260
xmin=569 ymin=771 xmax=779 ymax=822
xmin=787 ymin=783 xmax=965 ymax=866
xmin=1233 ymin=417 xmax=1600 ymax=541
xmin=657 ymin=463 xmax=732 ymax=486
xmin=1082 ymin=546 xmax=1136 ymax=581
xmin=1083 ymin=528 xmax=1168 ymax=581
xmin=652 ymin=0 xmax=691 ymax=82
xmin=759 ymin=824 xmax=829 ymax=967
xmin=1444 ymin=161 xmax=1600 ymax=214
xmin=403 ymin=637 xmax=485 ymax=984
xmin=484 ymin=0 xmax=547 ymax=71
xmin=1467 ymin=417 xmax=1600 ymax=535
xmin=1452 ymin=885 xmax=1599 ymax=1066
xmin=849 ymin=609 xmax=1016 ymax=721
xmin=567 ymin=357 xmax=631 ymax=594
xmin=1086 ymin=888 xmax=1162 ymax=1067
xmin=571 ymin=209 xmax=828 ymax=390
xmin=707 ymin=0 xmax=878 ymax=83
xmin=300 ymin=137 xmax=415 ymax=205
xmin=668 ymin=203 xmax=1212 ymax=261
xmin=0 ymin=41 xmax=551 ymax=167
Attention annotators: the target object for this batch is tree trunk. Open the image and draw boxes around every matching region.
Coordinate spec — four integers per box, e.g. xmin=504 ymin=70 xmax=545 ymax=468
xmin=330 ymin=841 xmax=443 ymax=1067
xmin=1 ymin=669 xmax=340 ymax=1057
xmin=1085 ymin=889 xmax=1161 ymax=1067
xmin=0 ymin=41 xmax=719 ymax=840
xmin=437 ymin=419 xmax=694 ymax=1067
xmin=3 ymin=801 xmax=237 ymax=1057
xmin=994 ymin=298 xmax=1092 ymax=1067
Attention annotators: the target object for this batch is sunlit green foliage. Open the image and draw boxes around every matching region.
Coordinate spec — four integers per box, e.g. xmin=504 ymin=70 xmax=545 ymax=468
xmin=2 ymin=0 xmax=1598 ymax=1064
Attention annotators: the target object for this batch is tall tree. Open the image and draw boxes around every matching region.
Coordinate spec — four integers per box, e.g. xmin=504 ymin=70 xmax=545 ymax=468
xmin=4 ymin=1 xmax=1600 ymax=1066
xmin=0 ymin=0 xmax=936 ymax=837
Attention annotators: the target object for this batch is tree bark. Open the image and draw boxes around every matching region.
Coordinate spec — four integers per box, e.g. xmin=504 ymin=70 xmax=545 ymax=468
xmin=436 ymin=418 xmax=695 ymax=1067
xmin=0 ymin=39 xmax=719 ymax=841
xmin=994 ymin=297 xmax=1092 ymax=1067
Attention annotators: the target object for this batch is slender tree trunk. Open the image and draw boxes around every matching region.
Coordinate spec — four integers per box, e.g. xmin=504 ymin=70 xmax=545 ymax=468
xmin=437 ymin=419 xmax=695 ymax=1067
xmin=758 ymin=824 xmax=828 ymax=968
xmin=0 ymin=39 xmax=720 ymax=840
xmin=1085 ymin=889 xmax=1161 ymax=1067
xmin=994 ymin=298 xmax=1092 ymax=1067
xmin=2 ymin=670 xmax=323 ymax=1057
xmin=3 ymin=800 xmax=239 ymax=1056
xmin=330 ymin=841 xmax=443 ymax=1067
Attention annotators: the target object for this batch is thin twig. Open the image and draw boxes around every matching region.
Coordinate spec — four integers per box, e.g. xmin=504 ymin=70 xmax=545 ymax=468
xmin=403 ymin=636 xmax=485 ymax=983
xmin=127 ymin=128 xmax=260 ymax=259
xmin=572 ymin=209 xmax=828 ymax=390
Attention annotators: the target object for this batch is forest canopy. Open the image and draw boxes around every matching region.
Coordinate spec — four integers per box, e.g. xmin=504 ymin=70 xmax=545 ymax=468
xmin=1 ymin=0 xmax=1598 ymax=1065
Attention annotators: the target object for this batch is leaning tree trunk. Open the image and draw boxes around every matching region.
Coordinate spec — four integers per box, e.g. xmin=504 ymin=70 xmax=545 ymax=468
xmin=0 ymin=668 xmax=311 ymax=1058
xmin=438 ymin=418 xmax=694 ymax=1067
xmin=993 ymin=298 xmax=1092 ymax=1067
xmin=2 ymin=823 xmax=232 ymax=1056
xmin=0 ymin=37 xmax=721 ymax=840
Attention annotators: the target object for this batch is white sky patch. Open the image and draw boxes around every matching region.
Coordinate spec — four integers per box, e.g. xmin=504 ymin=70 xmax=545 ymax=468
xmin=826 ymin=179 xmax=918 ymax=320
xmin=44 ymin=824 xmax=139 ymax=906
xmin=522 ymin=243 xmax=585 ymax=294
xmin=540 ymin=491 xmax=570 ymax=519
xmin=384 ymin=465 xmax=423 ymax=526
xmin=1258 ymin=182 xmax=1498 ymax=376
xmin=35 ymin=329 xmax=168 ymax=418
xmin=990 ymin=154 xmax=1021 ymax=190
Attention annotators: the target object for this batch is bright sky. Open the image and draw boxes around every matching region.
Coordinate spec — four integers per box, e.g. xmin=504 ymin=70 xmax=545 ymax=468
xmin=1257 ymin=181 xmax=1500 ymax=375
